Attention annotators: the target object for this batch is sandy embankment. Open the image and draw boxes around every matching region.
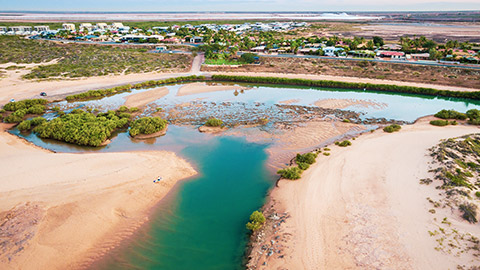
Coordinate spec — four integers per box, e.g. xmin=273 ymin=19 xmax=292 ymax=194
xmin=209 ymin=71 xmax=480 ymax=93
xmin=314 ymin=98 xmax=387 ymax=110
xmin=123 ymin=87 xmax=169 ymax=108
xmin=256 ymin=120 xmax=480 ymax=269
xmin=176 ymin=82 xmax=250 ymax=96
xmin=0 ymin=125 xmax=196 ymax=270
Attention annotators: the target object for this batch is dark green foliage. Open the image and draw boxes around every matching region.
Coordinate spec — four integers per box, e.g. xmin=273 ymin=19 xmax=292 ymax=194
xmin=295 ymin=152 xmax=317 ymax=165
xmin=4 ymin=109 xmax=27 ymax=123
xmin=26 ymin=104 xmax=46 ymax=115
xmin=239 ymin=53 xmax=257 ymax=64
xmin=297 ymin=162 xmax=310 ymax=170
xmin=459 ymin=203 xmax=478 ymax=223
xmin=277 ymin=166 xmax=302 ymax=180
xmin=205 ymin=118 xmax=223 ymax=127
xmin=129 ymin=117 xmax=167 ymax=137
xmin=17 ymin=117 xmax=46 ymax=131
xmin=65 ymin=75 xmax=204 ymax=101
xmin=129 ymin=107 xmax=140 ymax=113
xmin=336 ymin=140 xmax=352 ymax=147
xmin=467 ymin=109 xmax=480 ymax=125
xmin=383 ymin=124 xmax=402 ymax=133
xmin=434 ymin=109 xmax=467 ymax=120
xmin=476 ymin=191 xmax=480 ymax=198
xmin=211 ymin=75 xmax=480 ymax=101
xmin=33 ymin=111 xmax=128 ymax=147
xmin=118 ymin=112 xmax=131 ymax=119
xmin=3 ymin=99 xmax=47 ymax=111
xmin=430 ymin=120 xmax=449 ymax=126
xmin=246 ymin=210 xmax=266 ymax=231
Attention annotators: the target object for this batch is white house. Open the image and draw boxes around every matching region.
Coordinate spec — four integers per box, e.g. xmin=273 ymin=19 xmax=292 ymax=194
xmin=96 ymin=23 xmax=108 ymax=30
xmin=34 ymin=25 xmax=50 ymax=32
xmin=79 ymin=23 xmax=93 ymax=31
xmin=62 ymin=23 xmax=76 ymax=31
xmin=323 ymin=46 xmax=344 ymax=57
xmin=111 ymin=22 xmax=124 ymax=30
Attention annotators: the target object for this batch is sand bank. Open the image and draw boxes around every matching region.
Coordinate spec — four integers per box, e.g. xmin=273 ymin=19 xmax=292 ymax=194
xmin=176 ymin=82 xmax=250 ymax=96
xmin=123 ymin=87 xmax=169 ymax=108
xmin=209 ymin=71 xmax=480 ymax=93
xmin=251 ymin=120 xmax=480 ymax=269
xmin=0 ymin=125 xmax=196 ymax=270
xmin=314 ymin=98 xmax=387 ymax=110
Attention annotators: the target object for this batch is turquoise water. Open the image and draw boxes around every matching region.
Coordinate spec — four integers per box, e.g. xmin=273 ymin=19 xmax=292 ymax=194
xmin=11 ymin=83 xmax=480 ymax=269
xmin=92 ymin=136 xmax=272 ymax=270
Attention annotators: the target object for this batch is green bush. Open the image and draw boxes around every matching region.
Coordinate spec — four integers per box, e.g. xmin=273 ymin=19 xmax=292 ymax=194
xmin=277 ymin=166 xmax=302 ymax=180
xmin=459 ymin=203 xmax=478 ymax=223
xmin=467 ymin=109 xmax=480 ymax=125
xmin=4 ymin=109 xmax=27 ymax=123
xmin=476 ymin=191 xmax=480 ymax=198
xmin=434 ymin=109 xmax=467 ymax=120
xmin=26 ymin=104 xmax=46 ymax=115
xmin=295 ymin=152 xmax=317 ymax=165
xmin=33 ymin=111 xmax=128 ymax=146
xmin=3 ymin=99 xmax=47 ymax=112
xmin=430 ymin=120 xmax=449 ymax=126
xmin=246 ymin=210 xmax=266 ymax=231
xmin=239 ymin=53 xmax=257 ymax=64
xmin=129 ymin=117 xmax=167 ymax=137
xmin=205 ymin=118 xmax=223 ymax=127
xmin=383 ymin=124 xmax=401 ymax=133
xmin=17 ymin=117 xmax=46 ymax=131
xmin=297 ymin=162 xmax=310 ymax=170
xmin=336 ymin=140 xmax=352 ymax=147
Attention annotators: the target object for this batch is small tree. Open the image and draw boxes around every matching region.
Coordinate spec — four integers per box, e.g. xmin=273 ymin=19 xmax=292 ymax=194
xmin=246 ymin=210 xmax=266 ymax=231
xmin=239 ymin=53 xmax=257 ymax=64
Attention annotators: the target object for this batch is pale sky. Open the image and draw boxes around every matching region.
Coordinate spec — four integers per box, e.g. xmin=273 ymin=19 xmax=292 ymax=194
xmin=1 ymin=0 xmax=479 ymax=12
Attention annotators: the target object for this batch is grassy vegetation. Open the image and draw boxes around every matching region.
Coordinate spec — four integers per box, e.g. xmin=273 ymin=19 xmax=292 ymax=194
xmin=0 ymin=36 xmax=191 ymax=79
xmin=65 ymin=75 xmax=204 ymax=101
xmin=383 ymin=124 xmax=402 ymax=133
xmin=211 ymin=75 xmax=480 ymax=101
xmin=129 ymin=117 xmax=167 ymax=137
xmin=204 ymin=118 xmax=224 ymax=127
xmin=245 ymin=210 xmax=266 ymax=232
xmin=204 ymin=58 xmax=239 ymax=65
xmin=33 ymin=110 xmax=129 ymax=147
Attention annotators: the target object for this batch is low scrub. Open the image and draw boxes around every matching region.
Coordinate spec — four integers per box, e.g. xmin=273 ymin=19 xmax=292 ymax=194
xmin=3 ymin=99 xmax=47 ymax=112
xmin=459 ymin=203 xmax=478 ymax=223
xmin=335 ymin=140 xmax=352 ymax=147
xmin=434 ymin=109 xmax=467 ymax=120
xmin=246 ymin=210 xmax=266 ymax=231
xmin=295 ymin=152 xmax=317 ymax=165
xmin=17 ymin=117 xmax=46 ymax=131
xmin=430 ymin=120 xmax=450 ymax=126
xmin=129 ymin=117 xmax=167 ymax=137
xmin=383 ymin=124 xmax=401 ymax=133
xmin=205 ymin=118 xmax=223 ymax=127
xmin=277 ymin=166 xmax=302 ymax=180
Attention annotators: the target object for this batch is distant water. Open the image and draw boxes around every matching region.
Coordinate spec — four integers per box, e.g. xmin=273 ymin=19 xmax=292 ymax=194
xmin=92 ymin=136 xmax=273 ymax=270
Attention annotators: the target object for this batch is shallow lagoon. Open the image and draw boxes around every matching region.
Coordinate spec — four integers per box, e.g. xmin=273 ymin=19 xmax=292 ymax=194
xmin=12 ymin=83 xmax=480 ymax=269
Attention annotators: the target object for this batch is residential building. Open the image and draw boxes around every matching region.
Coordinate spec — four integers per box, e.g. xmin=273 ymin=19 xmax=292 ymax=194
xmin=79 ymin=23 xmax=93 ymax=31
xmin=189 ymin=36 xmax=203 ymax=43
xmin=409 ymin=53 xmax=430 ymax=61
xmin=111 ymin=22 xmax=124 ymax=30
xmin=9 ymin=26 xmax=32 ymax=32
xmin=377 ymin=51 xmax=405 ymax=60
xmin=96 ymin=23 xmax=108 ymax=30
xmin=62 ymin=23 xmax=76 ymax=31
xmin=0 ymin=26 xmax=7 ymax=32
xmin=34 ymin=26 xmax=50 ymax=32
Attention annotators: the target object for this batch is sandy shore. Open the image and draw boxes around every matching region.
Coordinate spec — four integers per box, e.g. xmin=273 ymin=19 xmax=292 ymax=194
xmin=209 ymin=71 xmax=480 ymax=93
xmin=252 ymin=119 xmax=480 ymax=269
xmin=123 ymin=87 xmax=169 ymax=108
xmin=314 ymin=98 xmax=387 ymax=110
xmin=0 ymin=125 xmax=196 ymax=270
xmin=176 ymin=82 xmax=250 ymax=96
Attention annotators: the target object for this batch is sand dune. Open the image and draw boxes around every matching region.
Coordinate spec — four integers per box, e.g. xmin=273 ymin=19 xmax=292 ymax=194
xmin=260 ymin=120 xmax=480 ymax=269
xmin=0 ymin=125 xmax=196 ymax=270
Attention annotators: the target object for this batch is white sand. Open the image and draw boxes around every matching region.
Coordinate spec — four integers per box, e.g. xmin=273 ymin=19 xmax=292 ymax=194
xmin=0 ymin=125 xmax=196 ymax=269
xmin=266 ymin=119 xmax=480 ymax=269
xmin=123 ymin=87 xmax=169 ymax=108
xmin=176 ymin=82 xmax=250 ymax=96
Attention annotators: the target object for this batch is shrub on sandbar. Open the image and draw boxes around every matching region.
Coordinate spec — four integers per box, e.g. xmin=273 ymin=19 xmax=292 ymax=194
xmin=383 ymin=124 xmax=401 ymax=133
xmin=277 ymin=166 xmax=302 ymax=180
xmin=246 ymin=210 xmax=266 ymax=231
xmin=205 ymin=118 xmax=223 ymax=127
xmin=129 ymin=117 xmax=167 ymax=137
